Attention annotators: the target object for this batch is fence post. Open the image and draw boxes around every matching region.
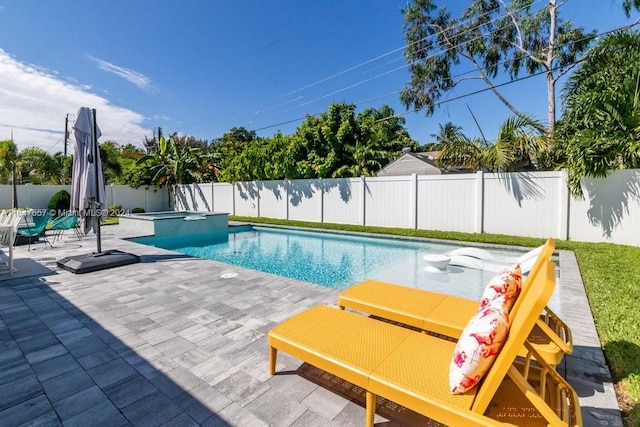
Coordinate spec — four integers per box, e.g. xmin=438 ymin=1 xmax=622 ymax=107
xmin=285 ymin=180 xmax=289 ymax=220
xmin=410 ymin=173 xmax=418 ymax=229
xmin=318 ymin=178 xmax=324 ymax=223
xmin=255 ymin=181 xmax=260 ymax=218
xmin=475 ymin=171 xmax=484 ymax=233
xmin=211 ymin=181 xmax=216 ymax=212
xmin=558 ymin=169 xmax=570 ymax=240
xmin=232 ymin=183 xmax=236 ymax=216
xmin=360 ymin=176 xmax=366 ymax=226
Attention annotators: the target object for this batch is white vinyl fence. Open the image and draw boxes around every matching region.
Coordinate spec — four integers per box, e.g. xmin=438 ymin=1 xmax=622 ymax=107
xmin=0 ymin=184 xmax=171 ymax=213
xmin=174 ymin=169 xmax=640 ymax=247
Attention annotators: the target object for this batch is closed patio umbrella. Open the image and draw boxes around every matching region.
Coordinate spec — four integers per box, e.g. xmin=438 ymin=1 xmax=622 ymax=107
xmin=71 ymin=107 xmax=106 ymax=236
xmin=57 ymin=107 xmax=139 ymax=274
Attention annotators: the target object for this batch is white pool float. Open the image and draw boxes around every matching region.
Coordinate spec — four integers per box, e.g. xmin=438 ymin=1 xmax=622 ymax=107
xmin=447 ymin=254 xmax=537 ymax=273
xmin=422 ymin=254 xmax=451 ymax=273
xmin=444 ymin=244 xmax=544 ymax=265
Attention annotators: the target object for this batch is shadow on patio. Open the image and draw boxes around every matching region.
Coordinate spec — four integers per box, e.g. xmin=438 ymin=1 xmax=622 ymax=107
xmin=0 ymin=275 xmax=238 ymax=426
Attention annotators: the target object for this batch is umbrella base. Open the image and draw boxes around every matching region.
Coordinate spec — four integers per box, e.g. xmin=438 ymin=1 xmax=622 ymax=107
xmin=57 ymin=249 xmax=140 ymax=274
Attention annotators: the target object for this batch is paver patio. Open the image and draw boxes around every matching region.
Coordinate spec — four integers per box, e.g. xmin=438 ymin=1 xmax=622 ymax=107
xmin=0 ymin=224 xmax=623 ymax=426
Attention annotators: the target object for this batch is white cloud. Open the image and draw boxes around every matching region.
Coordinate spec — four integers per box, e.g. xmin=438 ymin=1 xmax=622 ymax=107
xmin=88 ymin=55 xmax=151 ymax=90
xmin=0 ymin=49 xmax=151 ymax=152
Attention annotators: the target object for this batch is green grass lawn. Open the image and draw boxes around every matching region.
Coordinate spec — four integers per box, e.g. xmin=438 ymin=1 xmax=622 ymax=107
xmin=230 ymin=215 xmax=640 ymax=426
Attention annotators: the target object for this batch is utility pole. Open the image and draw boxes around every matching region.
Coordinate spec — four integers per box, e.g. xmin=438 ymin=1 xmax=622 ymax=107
xmin=64 ymin=114 xmax=69 ymax=159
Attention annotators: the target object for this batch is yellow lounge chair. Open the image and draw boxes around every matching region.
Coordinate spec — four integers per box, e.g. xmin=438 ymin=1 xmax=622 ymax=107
xmin=338 ymin=238 xmax=572 ymax=367
xmin=268 ymin=259 xmax=580 ymax=426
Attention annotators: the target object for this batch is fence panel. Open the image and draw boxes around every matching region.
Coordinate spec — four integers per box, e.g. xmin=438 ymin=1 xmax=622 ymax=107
xmin=0 ymin=185 xmax=12 ymax=208
xmin=288 ymin=179 xmax=322 ymax=222
xmin=108 ymin=185 xmax=169 ymax=213
xmin=322 ymin=178 xmax=361 ymax=225
xmin=417 ymin=175 xmax=477 ymax=233
xmin=482 ymin=172 xmax=562 ymax=238
xmin=234 ymin=182 xmax=259 ymax=217
xmin=569 ymin=169 xmax=640 ymax=245
xmin=22 ymin=185 xmax=70 ymax=211
xmin=212 ymin=183 xmax=234 ymax=213
xmin=175 ymin=184 xmax=212 ymax=212
xmin=259 ymin=181 xmax=287 ymax=219
xmin=365 ymin=176 xmax=413 ymax=228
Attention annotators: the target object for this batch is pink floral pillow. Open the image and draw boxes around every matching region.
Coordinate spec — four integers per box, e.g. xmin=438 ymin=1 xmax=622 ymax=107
xmin=449 ymin=302 xmax=510 ymax=394
xmin=479 ymin=264 xmax=522 ymax=312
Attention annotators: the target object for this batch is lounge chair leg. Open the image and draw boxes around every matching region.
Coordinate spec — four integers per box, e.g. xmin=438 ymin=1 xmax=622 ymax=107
xmin=365 ymin=391 xmax=375 ymax=427
xmin=269 ymin=346 xmax=277 ymax=375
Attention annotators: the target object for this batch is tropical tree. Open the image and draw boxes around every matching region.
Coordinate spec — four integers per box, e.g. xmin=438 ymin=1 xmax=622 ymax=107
xmin=98 ymin=141 xmax=123 ymax=184
xmin=437 ymin=115 xmax=545 ymax=172
xmin=330 ymin=106 xmax=413 ymax=177
xmin=293 ymin=103 xmax=358 ymax=178
xmin=216 ymin=103 xmax=415 ymax=181
xmin=485 ymin=115 xmax=547 ymax=171
xmin=209 ymin=127 xmax=257 ymax=175
xmin=331 ymin=141 xmax=391 ymax=177
xmin=52 ymin=152 xmax=73 ymax=184
xmin=430 ymin=122 xmax=466 ymax=150
xmin=0 ymin=140 xmax=20 ymax=207
xmin=556 ymin=29 xmax=640 ymax=196
xmin=436 ymin=135 xmax=488 ymax=172
xmin=357 ymin=105 xmax=417 ymax=153
xmin=401 ymin=0 xmax=597 ymax=135
xmin=624 ymin=0 xmax=640 ymax=14
xmin=137 ymin=134 xmax=199 ymax=187
xmin=13 ymin=147 xmax=58 ymax=184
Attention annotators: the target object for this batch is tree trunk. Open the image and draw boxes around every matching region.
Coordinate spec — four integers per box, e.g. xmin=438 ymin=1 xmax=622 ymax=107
xmin=547 ymin=73 xmax=556 ymax=136
xmin=547 ymin=0 xmax=558 ymax=136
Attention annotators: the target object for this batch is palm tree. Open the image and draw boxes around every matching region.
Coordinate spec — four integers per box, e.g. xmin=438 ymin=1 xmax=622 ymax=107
xmin=16 ymin=147 xmax=63 ymax=184
xmin=0 ymin=139 xmax=20 ymax=208
xmin=430 ymin=122 xmax=465 ymax=149
xmin=436 ymin=136 xmax=488 ymax=172
xmin=332 ymin=142 xmax=391 ymax=177
xmin=436 ymin=116 xmax=546 ymax=173
xmin=485 ymin=116 xmax=547 ymax=172
xmin=558 ymin=29 xmax=640 ymax=196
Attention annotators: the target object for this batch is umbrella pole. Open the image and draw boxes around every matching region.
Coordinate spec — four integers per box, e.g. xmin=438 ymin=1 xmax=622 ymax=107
xmin=92 ymin=109 xmax=102 ymax=254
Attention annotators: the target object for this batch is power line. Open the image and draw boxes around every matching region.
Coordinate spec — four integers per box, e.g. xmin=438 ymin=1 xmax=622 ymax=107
xmin=232 ymin=15 xmax=522 ymax=130
xmin=284 ymin=11 xmax=525 ymax=112
xmin=176 ymin=0 xmax=545 ymax=137
xmin=250 ymin=1 xmax=542 ymax=119
xmin=250 ymin=21 xmax=640 ymax=133
xmin=274 ymin=0 xmax=546 ymax=100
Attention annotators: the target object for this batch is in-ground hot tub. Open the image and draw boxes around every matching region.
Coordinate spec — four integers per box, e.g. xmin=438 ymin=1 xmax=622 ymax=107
xmin=119 ymin=211 xmax=229 ymax=237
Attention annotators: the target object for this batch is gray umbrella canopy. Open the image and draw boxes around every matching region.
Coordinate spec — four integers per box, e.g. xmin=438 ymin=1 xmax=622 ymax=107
xmin=70 ymin=107 xmax=106 ymax=235
xmin=57 ymin=107 xmax=140 ymax=273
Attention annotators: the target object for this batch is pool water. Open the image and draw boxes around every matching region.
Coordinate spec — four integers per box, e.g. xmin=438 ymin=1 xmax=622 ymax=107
xmin=129 ymin=226 xmax=560 ymax=311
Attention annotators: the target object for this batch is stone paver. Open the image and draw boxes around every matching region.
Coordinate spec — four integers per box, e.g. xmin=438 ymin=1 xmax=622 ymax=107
xmin=0 ymin=225 xmax=623 ymax=426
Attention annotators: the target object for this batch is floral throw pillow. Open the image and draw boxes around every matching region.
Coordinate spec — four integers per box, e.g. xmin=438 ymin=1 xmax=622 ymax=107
xmin=449 ymin=301 xmax=510 ymax=394
xmin=479 ymin=264 xmax=522 ymax=312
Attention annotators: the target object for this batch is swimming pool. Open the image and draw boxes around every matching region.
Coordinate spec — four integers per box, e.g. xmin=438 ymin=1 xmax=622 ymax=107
xmin=129 ymin=225 xmax=561 ymax=312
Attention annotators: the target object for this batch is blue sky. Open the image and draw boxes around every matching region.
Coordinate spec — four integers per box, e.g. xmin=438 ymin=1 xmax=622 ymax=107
xmin=0 ymin=0 xmax=637 ymax=153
